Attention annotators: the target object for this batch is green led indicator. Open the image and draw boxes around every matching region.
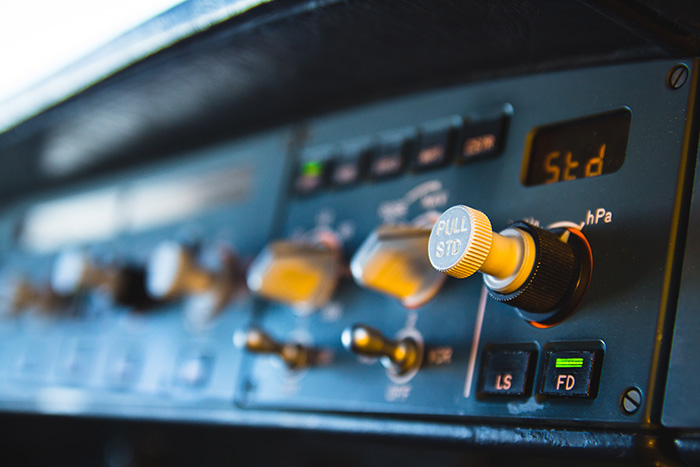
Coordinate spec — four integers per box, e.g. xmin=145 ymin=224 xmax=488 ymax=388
xmin=555 ymin=357 xmax=584 ymax=368
xmin=302 ymin=161 xmax=323 ymax=177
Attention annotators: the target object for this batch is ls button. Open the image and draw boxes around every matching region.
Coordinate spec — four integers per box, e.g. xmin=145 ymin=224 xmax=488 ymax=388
xmin=479 ymin=349 xmax=536 ymax=397
xmin=540 ymin=349 xmax=603 ymax=398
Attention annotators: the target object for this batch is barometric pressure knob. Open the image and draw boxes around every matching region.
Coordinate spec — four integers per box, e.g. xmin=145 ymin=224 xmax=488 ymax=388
xmin=234 ymin=327 xmax=324 ymax=370
xmin=342 ymin=324 xmax=422 ymax=375
xmin=246 ymin=240 xmax=341 ymax=313
xmin=350 ymin=225 xmax=446 ymax=308
xmin=51 ymin=250 xmax=150 ymax=308
xmin=428 ymin=205 xmax=591 ymax=326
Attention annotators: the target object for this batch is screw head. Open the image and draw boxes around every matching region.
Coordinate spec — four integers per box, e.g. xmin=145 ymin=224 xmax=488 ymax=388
xmin=667 ymin=64 xmax=689 ymax=90
xmin=621 ymin=387 xmax=643 ymax=415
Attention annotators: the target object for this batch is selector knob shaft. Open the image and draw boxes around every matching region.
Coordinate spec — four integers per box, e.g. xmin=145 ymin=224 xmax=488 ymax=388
xmin=146 ymin=241 xmax=239 ymax=323
xmin=146 ymin=242 xmax=216 ymax=300
xmin=350 ymin=225 xmax=446 ymax=308
xmin=428 ymin=205 xmax=590 ymax=323
xmin=246 ymin=241 xmax=340 ymax=313
xmin=342 ymin=324 xmax=421 ymax=375
xmin=234 ymin=328 xmax=319 ymax=370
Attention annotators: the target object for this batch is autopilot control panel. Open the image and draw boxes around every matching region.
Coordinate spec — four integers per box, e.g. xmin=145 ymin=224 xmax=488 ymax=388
xmin=0 ymin=59 xmax=695 ymax=439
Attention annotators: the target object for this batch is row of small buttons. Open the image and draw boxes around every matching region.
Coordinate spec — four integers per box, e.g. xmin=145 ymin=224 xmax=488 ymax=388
xmin=9 ymin=340 xmax=213 ymax=390
xmin=479 ymin=344 xmax=604 ymax=399
xmin=295 ymin=115 xmax=508 ymax=195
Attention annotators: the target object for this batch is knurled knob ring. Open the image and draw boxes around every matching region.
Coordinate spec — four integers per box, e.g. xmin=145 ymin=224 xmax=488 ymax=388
xmin=428 ymin=205 xmax=493 ymax=279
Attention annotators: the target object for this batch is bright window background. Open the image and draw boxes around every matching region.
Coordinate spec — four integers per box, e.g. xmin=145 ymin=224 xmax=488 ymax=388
xmin=0 ymin=1 xmax=185 ymax=103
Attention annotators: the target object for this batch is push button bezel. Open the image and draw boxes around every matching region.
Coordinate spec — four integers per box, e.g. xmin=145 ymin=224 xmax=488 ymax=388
xmin=538 ymin=340 xmax=605 ymax=400
xmin=477 ymin=343 xmax=538 ymax=399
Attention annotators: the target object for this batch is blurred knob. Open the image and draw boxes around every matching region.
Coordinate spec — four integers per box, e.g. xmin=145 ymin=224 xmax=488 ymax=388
xmin=146 ymin=242 xmax=214 ymax=300
xmin=146 ymin=241 xmax=239 ymax=318
xmin=8 ymin=279 xmax=41 ymax=313
xmin=246 ymin=240 xmax=341 ymax=312
xmin=3 ymin=278 xmax=63 ymax=315
xmin=342 ymin=324 xmax=421 ymax=375
xmin=51 ymin=250 xmax=150 ymax=307
xmin=234 ymin=327 xmax=321 ymax=370
xmin=51 ymin=250 xmax=111 ymax=295
xmin=350 ymin=225 xmax=446 ymax=308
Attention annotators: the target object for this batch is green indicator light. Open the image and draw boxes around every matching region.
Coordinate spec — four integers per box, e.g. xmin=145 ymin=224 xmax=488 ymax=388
xmin=302 ymin=161 xmax=323 ymax=177
xmin=555 ymin=358 xmax=584 ymax=368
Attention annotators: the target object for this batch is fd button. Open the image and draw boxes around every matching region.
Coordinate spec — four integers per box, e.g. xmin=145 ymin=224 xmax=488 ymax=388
xmin=479 ymin=349 xmax=536 ymax=397
xmin=540 ymin=349 xmax=603 ymax=398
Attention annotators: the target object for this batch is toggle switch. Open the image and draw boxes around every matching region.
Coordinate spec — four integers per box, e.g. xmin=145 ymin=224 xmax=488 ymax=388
xmin=246 ymin=240 xmax=341 ymax=313
xmin=428 ymin=205 xmax=592 ymax=326
xmin=2 ymin=277 xmax=65 ymax=315
xmin=146 ymin=241 xmax=239 ymax=320
xmin=342 ymin=324 xmax=422 ymax=375
xmin=350 ymin=225 xmax=446 ymax=308
xmin=51 ymin=250 xmax=151 ymax=308
xmin=234 ymin=327 xmax=324 ymax=370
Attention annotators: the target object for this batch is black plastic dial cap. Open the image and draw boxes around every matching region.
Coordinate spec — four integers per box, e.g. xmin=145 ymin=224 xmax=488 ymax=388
xmin=487 ymin=222 xmax=576 ymax=314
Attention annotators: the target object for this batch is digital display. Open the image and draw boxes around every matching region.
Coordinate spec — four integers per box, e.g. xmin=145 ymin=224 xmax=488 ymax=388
xmin=523 ymin=109 xmax=631 ymax=186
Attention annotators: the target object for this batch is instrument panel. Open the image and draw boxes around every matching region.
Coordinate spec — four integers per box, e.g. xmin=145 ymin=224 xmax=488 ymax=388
xmin=0 ymin=58 xmax=694 ymax=449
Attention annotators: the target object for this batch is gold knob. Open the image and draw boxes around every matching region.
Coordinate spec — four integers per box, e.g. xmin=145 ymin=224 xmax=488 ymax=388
xmin=246 ymin=241 xmax=340 ymax=312
xmin=342 ymin=324 xmax=421 ymax=375
xmin=350 ymin=225 xmax=446 ymax=308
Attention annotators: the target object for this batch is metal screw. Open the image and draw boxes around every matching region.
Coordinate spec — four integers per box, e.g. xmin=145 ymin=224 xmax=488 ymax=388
xmin=667 ymin=64 xmax=689 ymax=90
xmin=621 ymin=387 xmax=643 ymax=415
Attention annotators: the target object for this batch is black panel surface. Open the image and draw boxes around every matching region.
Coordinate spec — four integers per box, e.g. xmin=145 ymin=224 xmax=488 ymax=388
xmin=237 ymin=59 xmax=691 ymax=426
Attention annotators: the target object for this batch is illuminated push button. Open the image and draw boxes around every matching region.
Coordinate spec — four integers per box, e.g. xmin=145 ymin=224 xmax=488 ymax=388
xmin=540 ymin=350 xmax=603 ymax=398
xmin=457 ymin=116 xmax=507 ymax=163
xmin=413 ymin=126 xmax=454 ymax=171
xmin=295 ymin=160 xmax=328 ymax=195
xmin=350 ymin=225 xmax=446 ymax=308
xmin=330 ymin=154 xmax=368 ymax=187
xmin=342 ymin=324 xmax=421 ymax=376
xmin=369 ymin=140 xmax=408 ymax=179
xmin=479 ymin=349 xmax=536 ymax=397
xmin=234 ymin=328 xmax=322 ymax=370
xmin=246 ymin=241 xmax=340 ymax=312
xmin=429 ymin=205 xmax=586 ymax=321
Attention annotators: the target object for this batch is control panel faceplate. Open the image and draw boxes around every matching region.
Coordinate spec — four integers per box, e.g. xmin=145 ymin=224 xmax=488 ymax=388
xmin=0 ymin=60 xmax=692 ymax=430
xmin=237 ymin=60 xmax=691 ymax=426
